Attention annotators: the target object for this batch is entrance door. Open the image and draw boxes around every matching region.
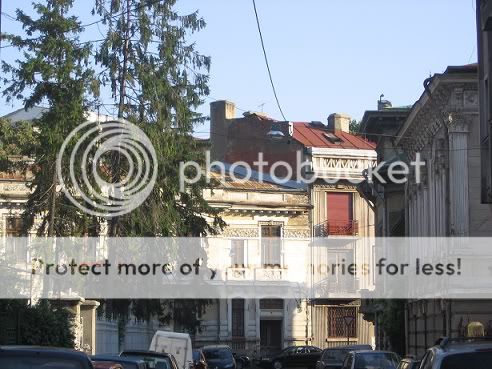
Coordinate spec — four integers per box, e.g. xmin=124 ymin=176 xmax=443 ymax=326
xmin=326 ymin=192 xmax=353 ymax=235
xmin=260 ymin=320 xmax=282 ymax=356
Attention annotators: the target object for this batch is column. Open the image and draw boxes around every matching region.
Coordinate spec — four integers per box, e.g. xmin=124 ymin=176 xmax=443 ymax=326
xmin=447 ymin=113 xmax=470 ymax=236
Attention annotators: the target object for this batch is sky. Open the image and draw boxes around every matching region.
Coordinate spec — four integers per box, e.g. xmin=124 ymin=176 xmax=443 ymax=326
xmin=0 ymin=0 xmax=479 ymax=138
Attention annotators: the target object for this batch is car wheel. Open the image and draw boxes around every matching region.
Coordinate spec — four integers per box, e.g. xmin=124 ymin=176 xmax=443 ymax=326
xmin=273 ymin=361 xmax=282 ymax=369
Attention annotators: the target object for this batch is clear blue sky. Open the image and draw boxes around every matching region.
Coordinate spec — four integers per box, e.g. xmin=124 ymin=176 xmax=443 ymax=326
xmin=1 ymin=0 xmax=478 ymax=137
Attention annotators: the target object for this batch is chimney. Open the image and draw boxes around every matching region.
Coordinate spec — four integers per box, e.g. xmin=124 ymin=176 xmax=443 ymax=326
xmin=210 ymin=100 xmax=236 ymax=161
xmin=327 ymin=113 xmax=351 ymax=133
xmin=378 ymin=99 xmax=392 ymax=111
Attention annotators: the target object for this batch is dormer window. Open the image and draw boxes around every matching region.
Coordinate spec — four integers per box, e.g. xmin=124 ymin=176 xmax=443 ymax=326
xmin=323 ymin=132 xmax=342 ymax=143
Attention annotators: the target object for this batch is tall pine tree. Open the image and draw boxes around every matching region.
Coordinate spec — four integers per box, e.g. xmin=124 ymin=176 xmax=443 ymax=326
xmin=93 ymin=0 xmax=224 ymax=237
xmin=1 ymin=0 xmax=100 ymax=236
xmin=92 ymin=0 xmax=223 ymax=334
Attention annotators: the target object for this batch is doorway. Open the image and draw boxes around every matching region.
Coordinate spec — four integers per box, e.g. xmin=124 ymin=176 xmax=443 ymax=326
xmin=260 ymin=319 xmax=282 ymax=356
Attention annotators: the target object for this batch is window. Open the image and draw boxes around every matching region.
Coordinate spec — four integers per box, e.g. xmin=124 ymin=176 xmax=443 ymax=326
xmin=0 ymin=356 xmax=84 ymax=369
xmin=231 ymin=298 xmax=245 ymax=337
xmin=5 ymin=217 xmax=26 ymax=263
xmin=441 ymin=352 xmax=492 ymax=369
xmin=341 ymin=354 xmax=353 ymax=369
xmin=353 ymin=353 xmax=399 ymax=369
xmin=231 ymin=239 xmax=245 ymax=267
xmin=323 ymin=132 xmax=342 ymax=143
xmin=419 ymin=351 xmax=434 ymax=369
xmin=261 ymin=224 xmax=282 ymax=266
xmin=327 ymin=306 xmax=357 ymax=338
xmin=6 ymin=217 xmax=23 ymax=236
xmin=259 ymin=299 xmax=283 ymax=310
xmin=326 ymin=192 xmax=357 ymax=236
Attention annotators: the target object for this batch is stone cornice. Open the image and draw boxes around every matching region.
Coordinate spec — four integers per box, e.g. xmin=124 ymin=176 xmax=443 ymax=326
xmin=399 ymin=81 xmax=478 ymax=159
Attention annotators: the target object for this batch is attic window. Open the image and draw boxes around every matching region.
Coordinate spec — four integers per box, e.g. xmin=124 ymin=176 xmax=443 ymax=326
xmin=323 ymin=132 xmax=342 ymax=143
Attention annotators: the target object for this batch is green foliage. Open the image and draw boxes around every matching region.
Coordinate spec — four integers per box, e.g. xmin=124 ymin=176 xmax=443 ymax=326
xmin=349 ymin=119 xmax=360 ymax=134
xmin=379 ymin=299 xmax=406 ymax=355
xmin=1 ymin=0 xmax=99 ymax=236
xmin=97 ymin=299 xmax=211 ymax=336
xmin=93 ymin=0 xmax=224 ymax=237
xmin=0 ymin=300 xmax=75 ymax=347
xmin=0 ymin=118 xmax=39 ymax=174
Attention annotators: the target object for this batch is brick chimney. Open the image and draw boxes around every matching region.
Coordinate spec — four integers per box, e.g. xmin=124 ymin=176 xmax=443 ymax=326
xmin=210 ymin=100 xmax=236 ymax=161
xmin=327 ymin=113 xmax=351 ymax=133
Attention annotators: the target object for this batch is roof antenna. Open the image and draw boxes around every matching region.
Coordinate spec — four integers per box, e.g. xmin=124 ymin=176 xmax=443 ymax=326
xmin=258 ymin=103 xmax=266 ymax=112
xmin=379 ymin=94 xmax=384 ymax=102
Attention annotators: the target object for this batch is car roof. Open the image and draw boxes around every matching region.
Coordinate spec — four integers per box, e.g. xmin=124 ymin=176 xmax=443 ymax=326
xmin=92 ymin=355 xmax=146 ymax=363
xmin=201 ymin=345 xmax=232 ymax=350
xmin=353 ymin=350 xmax=397 ymax=355
xmin=93 ymin=362 xmax=124 ymax=369
xmin=0 ymin=346 xmax=90 ymax=359
xmin=323 ymin=345 xmax=371 ymax=351
xmin=435 ymin=341 xmax=492 ymax=353
xmin=121 ymin=350 xmax=172 ymax=358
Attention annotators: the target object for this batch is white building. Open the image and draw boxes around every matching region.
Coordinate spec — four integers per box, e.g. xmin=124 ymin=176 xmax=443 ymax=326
xmin=395 ymin=64 xmax=492 ymax=356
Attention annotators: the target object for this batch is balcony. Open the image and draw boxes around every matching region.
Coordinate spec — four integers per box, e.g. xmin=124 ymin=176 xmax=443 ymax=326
xmin=314 ymin=220 xmax=359 ymax=237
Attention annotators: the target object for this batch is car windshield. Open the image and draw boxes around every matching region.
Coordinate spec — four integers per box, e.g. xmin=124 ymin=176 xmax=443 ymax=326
xmin=441 ymin=351 xmax=492 ymax=369
xmin=0 ymin=355 xmax=84 ymax=369
xmin=121 ymin=355 xmax=170 ymax=369
xmin=203 ymin=349 xmax=232 ymax=360
xmin=322 ymin=349 xmax=347 ymax=362
xmin=354 ymin=353 xmax=399 ymax=369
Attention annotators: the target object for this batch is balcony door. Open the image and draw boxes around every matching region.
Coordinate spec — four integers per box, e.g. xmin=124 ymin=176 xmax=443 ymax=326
xmin=326 ymin=192 xmax=353 ymax=235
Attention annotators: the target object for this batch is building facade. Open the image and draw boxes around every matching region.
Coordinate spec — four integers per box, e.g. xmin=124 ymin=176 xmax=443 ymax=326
xmin=208 ymin=101 xmax=377 ymax=354
xmin=477 ymin=0 xmax=492 ymax=203
xmin=199 ymin=169 xmax=312 ymax=356
xmin=358 ymin=102 xmax=410 ymax=238
xmin=0 ymin=107 xmax=101 ymax=353
xmin=357 ymin=101 xmax=411 ymax=351
xmin=394 ymin=65 xmax=492 ymax=356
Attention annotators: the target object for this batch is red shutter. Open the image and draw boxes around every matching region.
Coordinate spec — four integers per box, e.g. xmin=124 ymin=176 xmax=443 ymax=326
xmin=326 ymin=192 xmax=354 ymax=235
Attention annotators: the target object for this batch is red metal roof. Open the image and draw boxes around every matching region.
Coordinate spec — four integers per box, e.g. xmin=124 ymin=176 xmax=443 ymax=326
xmin=292 ymin=122 xmax=376 ymax=150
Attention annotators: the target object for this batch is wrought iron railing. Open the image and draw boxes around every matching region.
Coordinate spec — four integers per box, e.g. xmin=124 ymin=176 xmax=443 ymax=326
xmin=314 ymin=220 xmax=359 ymax=236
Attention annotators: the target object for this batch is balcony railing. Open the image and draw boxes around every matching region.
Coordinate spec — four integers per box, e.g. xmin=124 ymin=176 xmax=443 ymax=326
xmin=314 ymin=220 xmax=359 ymax=237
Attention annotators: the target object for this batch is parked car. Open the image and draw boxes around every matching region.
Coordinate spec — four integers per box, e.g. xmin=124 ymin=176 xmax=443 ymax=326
xmin=201 ymin=345 xmax=236 ymax=369
xmin=396 ymin=356 xmax=420 ymax=369
xmin=91 ymin=355 xmax=147 ymax=369
xmin=150 ymin=331 xmax=193 ymax=369
xmin=418 ymin=337 xmax=492 ymax=369
xmin=93 ymin=361 xmax=124 ymax=369
xmin=120 ymin=350 xmax=180 ymax=369
xmin=193 ymin=349 xmax=208 ymax=369
xmin=0 ymin=345 xmax=94 ymax=369
xmin=341 ymin=351 xmax=400 ymax=369
xmin=315 ymin=345 xmax=373 ymax=369
xmin=256 ymin=345 xmax=322 ymax=369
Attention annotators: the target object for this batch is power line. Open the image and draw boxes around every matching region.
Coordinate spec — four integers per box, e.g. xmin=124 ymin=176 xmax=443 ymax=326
xmin=0 ymin=0 xmax=164 ymax=49
xmin=191 ymin=128 xmax=484 ymax=153
xmin=251 ymin=0 xmax=287 ymax=121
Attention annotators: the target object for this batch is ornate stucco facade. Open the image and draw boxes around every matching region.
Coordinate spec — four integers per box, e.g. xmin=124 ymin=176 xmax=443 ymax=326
xmin=395 ymin=65 xmax=492 ymax=356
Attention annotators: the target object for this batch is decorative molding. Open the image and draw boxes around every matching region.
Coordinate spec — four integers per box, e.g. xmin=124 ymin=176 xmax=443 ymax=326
xmin=221 ymin=228 xmax=258 ymax=238
xmin=447 ymin=112 xmax=472 ymax=134
xmin=283 ymin=229 xmax=311 ymax=238
xmin=314 ymin=183 xmax=357 ymax=191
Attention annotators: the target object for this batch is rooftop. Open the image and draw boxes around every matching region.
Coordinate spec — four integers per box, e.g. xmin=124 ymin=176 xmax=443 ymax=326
xmin=292 ymin=122 xmax=376 ymax=150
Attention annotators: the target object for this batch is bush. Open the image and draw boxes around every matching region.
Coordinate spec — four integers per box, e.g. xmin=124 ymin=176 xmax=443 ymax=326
xmin=0 ymin=300 xmax=75 ymax=347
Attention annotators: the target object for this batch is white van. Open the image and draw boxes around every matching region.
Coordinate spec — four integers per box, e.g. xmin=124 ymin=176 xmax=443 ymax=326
xmin=149 ymin=331 xmax=193 ymax=369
